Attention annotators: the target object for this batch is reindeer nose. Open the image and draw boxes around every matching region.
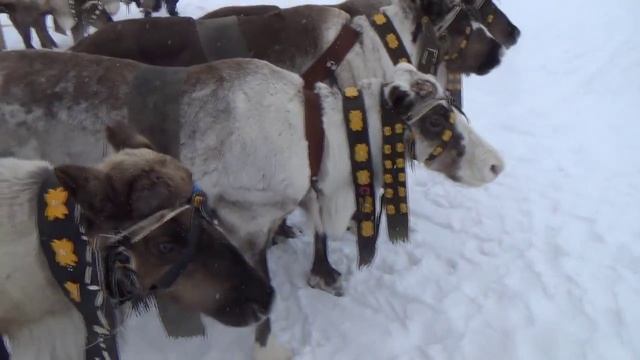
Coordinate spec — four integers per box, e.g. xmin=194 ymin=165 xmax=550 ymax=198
xmin=490 ymin=163 xmax=504 ymax=177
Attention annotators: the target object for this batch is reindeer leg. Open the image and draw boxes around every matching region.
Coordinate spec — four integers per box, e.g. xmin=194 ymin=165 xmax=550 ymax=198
xmin=71 ymin=21 xmax=85 ymax=43
xmin=34 ymin=14 xmax=57 ymax=49
xmin=253 ymin=227 xmax=292 ymax=360
xmin=300 ymin=188 xmax=344 ymax=296
xmin=9 ymin=12 xmax=34 ymax=49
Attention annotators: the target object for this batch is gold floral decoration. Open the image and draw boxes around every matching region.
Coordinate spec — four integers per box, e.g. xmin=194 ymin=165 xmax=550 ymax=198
xmin=396 ymin=158 xmax=405 ymax=168
xmin=349 ymin=110 xmax=364 ymax=131
xmin=344 ymin=87 xmax=359 ymax=98
xmin=385 ymin=34 xmax=399 ymax=49
xmin=385 ymin=188 xmax=394 ymax=199
xmin=356 ymin=170 xmax=371 ymax=185
xmin=64 ymin=281 xmax=81 ymax=303
xmin=373 ymin=13 xmax=387 ymax=25
xmin=449 ymin=112 xmax=457 ymax=124
xmin=398 ymin=173 xmax=406 ymax=182
xmin=395 ymin=123 xmax=404 ymax=134
xmin=442 ymin=129 xmax=453 ymax=142
xmin=354 ymin=144 xmax=369 ymax=162
xmin=432 ymin=146 xmax=444 ymax=156
xmin=400 ymin=203 xmax=408 ymax=214
xmin=398 ymin=187 xmax=406 ymax=197
xmin=384 ymin=127 xmax=393 ymax=136
xmin=362 ymin=196 xmax=374 ymax=213
xmin=51 ymin=238 xmax=78 ymax=267
xmin=44 ymin=187 xmax=69 ymax=221
xmin=384 ymin=160 xmax=393 ymax=169
xmin=396 ymin=143 xmax=405 ymax=153
xmin=384 ymin=145 xmax=392 ymax=154
xmin=386 ymin=205 xmax=396 ymax=215
xmin=486 ymin=14 xmax=495 ymax=24
xmin=384 ymin=174 xmax=394 ymax=184
xmin=361 ymin=221 xmax=375 ymax=237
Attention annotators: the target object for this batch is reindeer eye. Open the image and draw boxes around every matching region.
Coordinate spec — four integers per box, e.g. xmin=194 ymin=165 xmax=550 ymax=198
xmin=158 ymin=242 xmax=177 ymax=255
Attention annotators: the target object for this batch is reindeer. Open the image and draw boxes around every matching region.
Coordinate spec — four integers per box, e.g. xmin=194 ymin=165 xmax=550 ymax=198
xmin=0 ymin=50 xmax=503 ymax=358
xmin=0 ymin=124 xmax=274 ymax=360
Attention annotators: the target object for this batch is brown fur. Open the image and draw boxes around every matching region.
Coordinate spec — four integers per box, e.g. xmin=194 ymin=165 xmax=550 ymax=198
xmin=54 ymin=124 xmax=274 ymax=327
xmin=200 ymin=5 xmax=280 ymax=19
xmin=71 ymin=2 xmax=500 ymax=76
xmin=71 ymin=16 xmax=208 ymax=66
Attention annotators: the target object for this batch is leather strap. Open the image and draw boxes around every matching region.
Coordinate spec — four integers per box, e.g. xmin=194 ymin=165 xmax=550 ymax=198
xmin=369 ymin=11 xmax=412 ymax=65
xmin=379 ymin=88 xmax=409 ymax=243
xmin=416 ymin=17 xmax=442 ymax=75
xmin=447 ymin=72 xmax=463 ymax=108
xmin=37 ymin=173 xmax=120 ymax=360
xmin=301 ymin=24 xmax=360 ymax=180
xmin=301 ymin=24 xmax=361 ymax=87
xmin=342 ymin=86 xmax=378 ymax=267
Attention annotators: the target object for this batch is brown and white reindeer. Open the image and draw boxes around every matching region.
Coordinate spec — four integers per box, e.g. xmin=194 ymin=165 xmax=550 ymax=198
xmin=0 ymin=124 xmax=274 ymax=360
xmin=69 ymin=0 xmax=503 ymax=294
xmin=71 ymin=0 xmax=504 ymax=80
xmin=199 ymin=0 xmax=520 ymax=105
xmin=0 ymin=50 xmax=503 ymax=358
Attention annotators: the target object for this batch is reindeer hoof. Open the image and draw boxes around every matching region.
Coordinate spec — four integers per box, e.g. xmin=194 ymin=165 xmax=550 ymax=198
xmin=253 ymin=336 xmax=292 ymax=360
xmin=307 ymin=270 xmax=344 ymax=297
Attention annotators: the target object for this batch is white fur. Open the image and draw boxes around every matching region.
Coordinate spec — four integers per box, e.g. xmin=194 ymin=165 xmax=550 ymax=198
xmin=0 ymin=158 xmax=85 ymax=360
xmin=101 ymin=0 xmax=120 ymax=15
xmin=253 ymin=334 xmax=293 ymax=360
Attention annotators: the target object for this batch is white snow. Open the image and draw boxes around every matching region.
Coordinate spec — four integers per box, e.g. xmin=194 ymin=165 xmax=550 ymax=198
xmin=2 ymin=0 xmax=640 ymax=359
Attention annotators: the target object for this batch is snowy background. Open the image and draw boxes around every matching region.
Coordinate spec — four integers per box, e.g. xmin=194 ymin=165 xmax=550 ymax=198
xmin=2 ymin=0 xmax=640 ymax=359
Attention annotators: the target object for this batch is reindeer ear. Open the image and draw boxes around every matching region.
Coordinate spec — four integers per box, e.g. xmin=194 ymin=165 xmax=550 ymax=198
xmin=411 ymin=78 xmax=437 ymax=98
xmin=54 ymin=165 xmax=117 ymax=219
xmin=106 ymin=121 xmax=155 ymax=151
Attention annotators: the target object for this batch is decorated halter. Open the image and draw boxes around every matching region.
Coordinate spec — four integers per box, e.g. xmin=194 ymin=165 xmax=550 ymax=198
xmin=433 ymin=5 xmax=473 ymax=63
xmin=406 ymin=98 xmax=459 ymax=164
xmin=105 ymin=184 xmax=216 ymax=302
xmin=466 ymin=0 xmax=499 ymax=29
xmin=37 ymin=174 xmax=213 ymax=360
xmin=368 ymin=5 xmax=472 ymax=76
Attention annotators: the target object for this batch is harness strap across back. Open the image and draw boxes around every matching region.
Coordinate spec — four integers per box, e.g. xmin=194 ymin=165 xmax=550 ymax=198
xmin=301 ymin=24 xmax=361 ymax=180
xmin=301 ymin=24 xmax=361 ymax=88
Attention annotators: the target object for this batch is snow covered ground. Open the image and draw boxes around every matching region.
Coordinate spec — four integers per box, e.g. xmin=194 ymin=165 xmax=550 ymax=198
xmin=2 ymin=0 xmax=640 ymax=359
